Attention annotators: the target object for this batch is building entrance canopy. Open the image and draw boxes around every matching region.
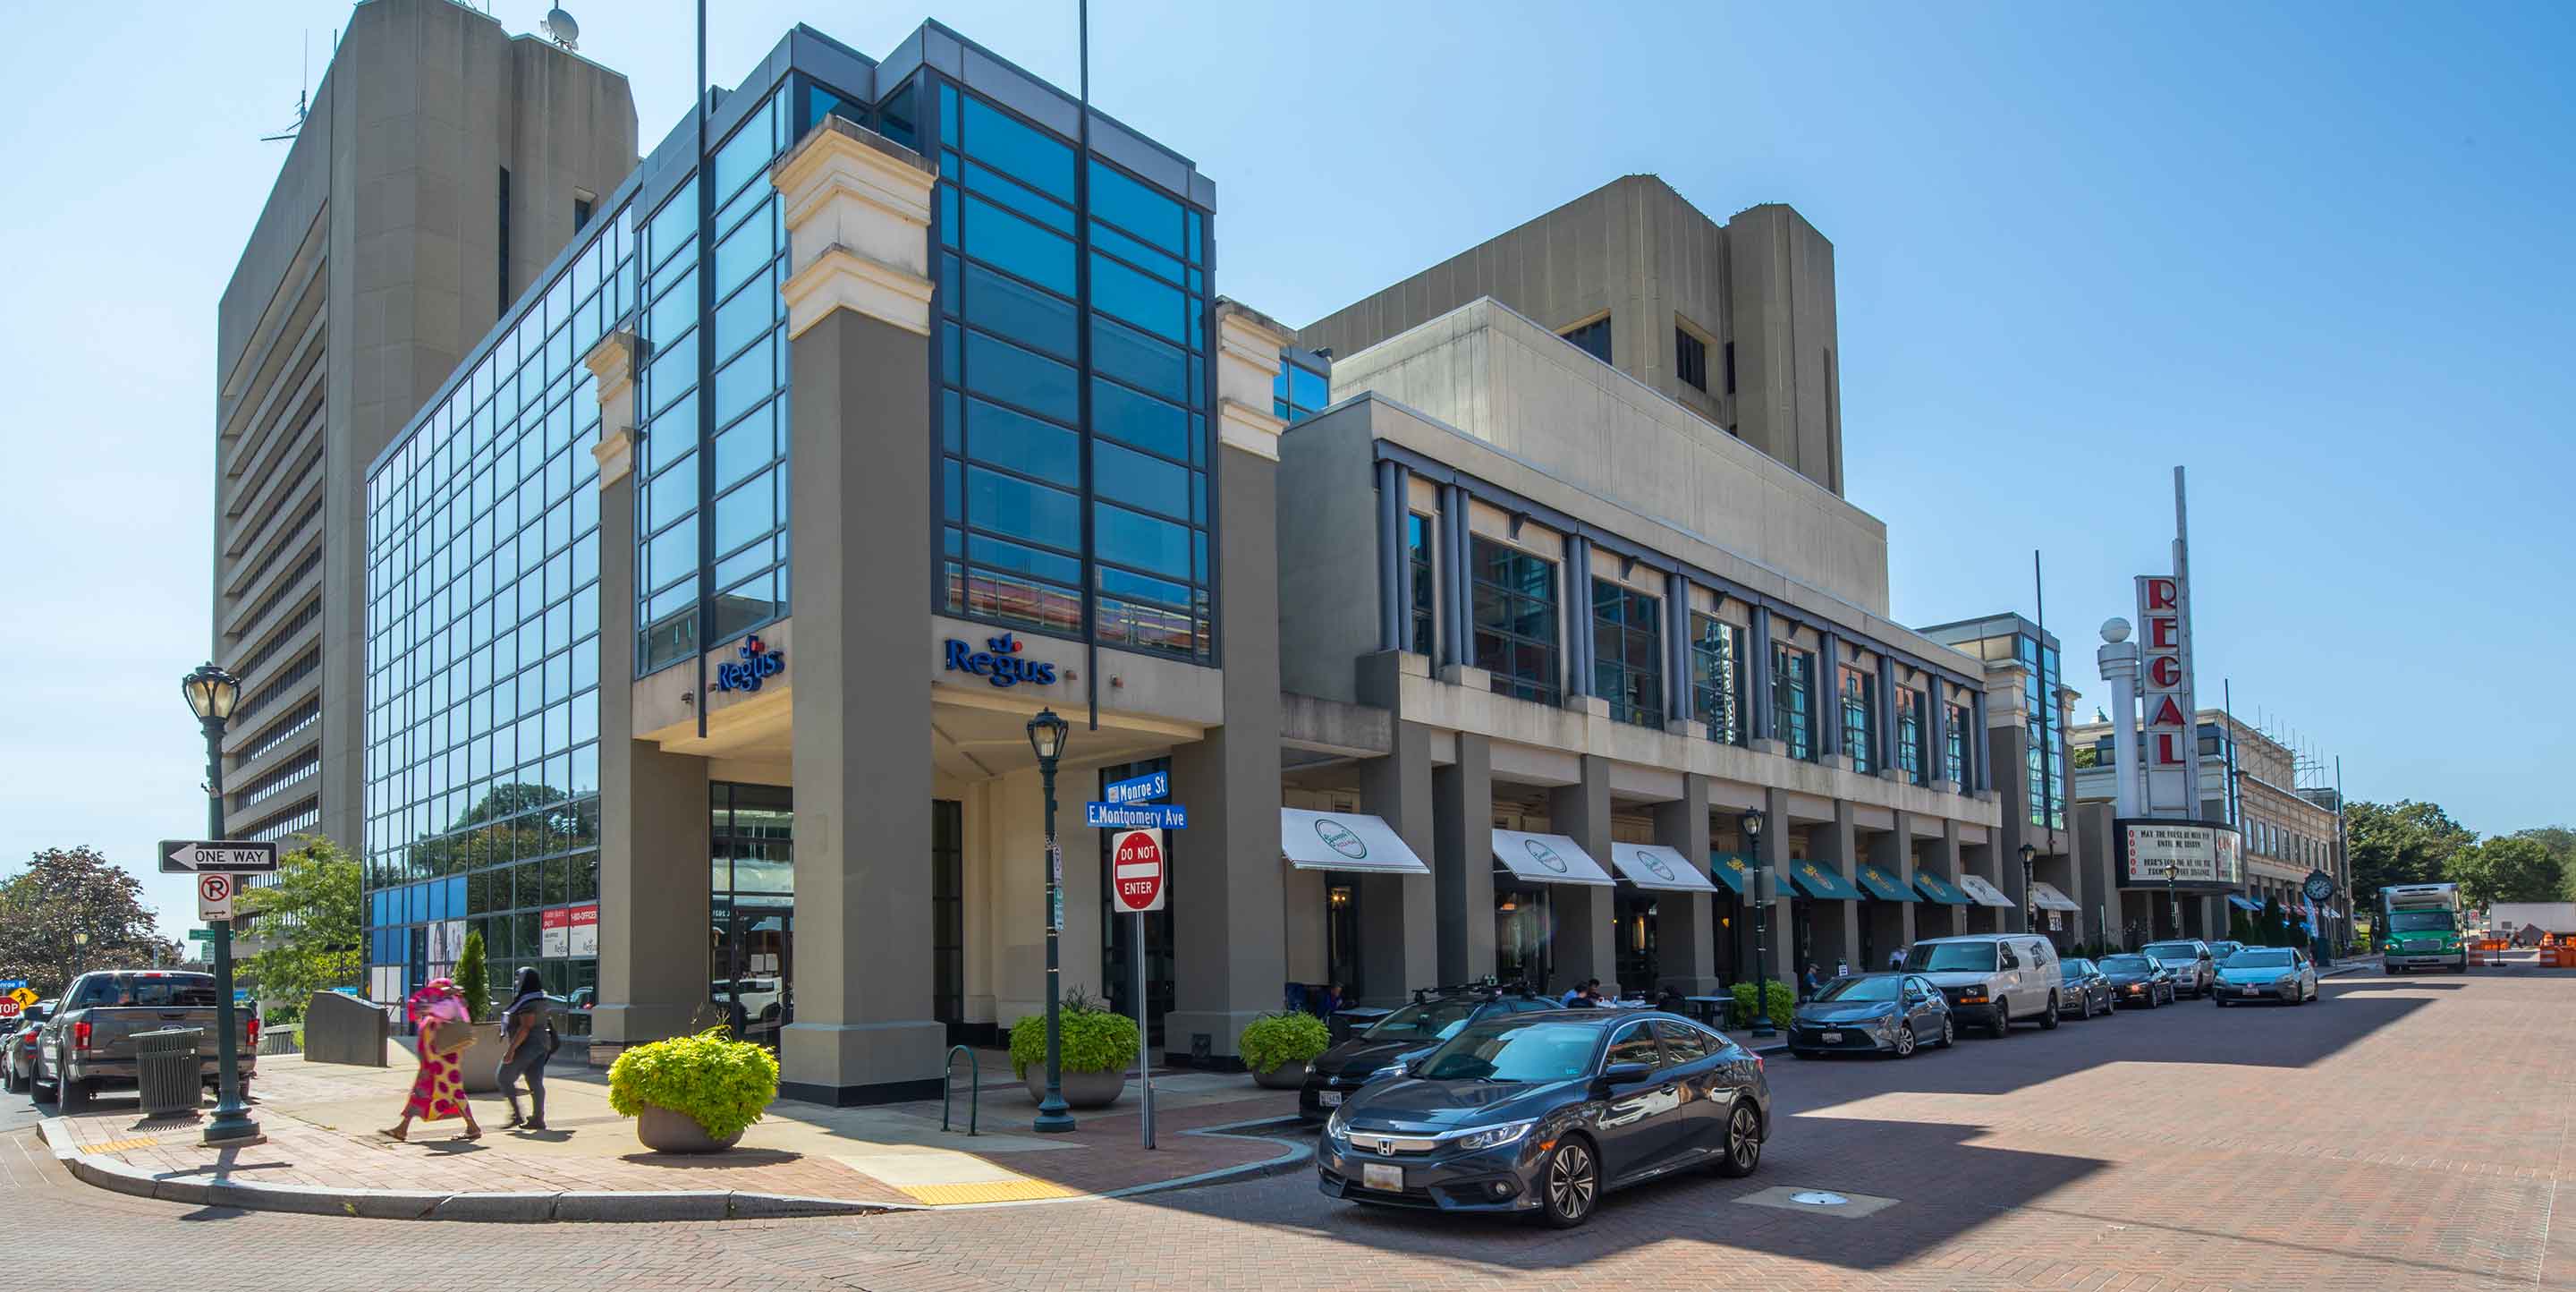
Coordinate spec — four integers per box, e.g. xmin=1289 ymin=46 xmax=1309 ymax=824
xmin=1279 ymin=809 xmax=1431 ymax=875
xmin=1490 ymin=830 xmax=1615 ymax=887
xmin=1956 ymin=874 xmax=2016 ymax=908
xmin=1606 ymin=844 xmax=1720 ymax=894
xmin=1784 ymin=861 xmax=1866 ymax=902
xmin=1854 ymin=864 xmax=1917 ymax=903
xmin=1912 ymin=871 xmax=1970 ymax=905
xmin=2029 ymin=881 xmax=2081 ymax=914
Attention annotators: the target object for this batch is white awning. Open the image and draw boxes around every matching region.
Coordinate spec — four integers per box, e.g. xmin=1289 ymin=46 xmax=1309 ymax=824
xmin=1606 ymin=844 xmax=1720 ymax=894
xmin=1491 ymin=829 xmax=1616 ymax=887
xmin=1957 ymin=874 xmax=2016 ymax=908
xmin=2029 ymin=880 xmax=2080 ymax=913
xmin=1280 ymin=809 xmax=1432 ymax=875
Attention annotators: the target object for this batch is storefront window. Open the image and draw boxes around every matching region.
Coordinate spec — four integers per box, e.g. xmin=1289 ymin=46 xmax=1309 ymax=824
xmin=1690 ymin=614 xmax=1746 ymax=745
xmin=1840 ymin=663 xmax=1875 ymax=774
xmin=1406 ymin=513 xmax=1434 ymax=656
xmin=1495 ymin=884 xmax=1552 ymax=990
xmin=1470 ymin=538 xmax=1560 ymax=706
xmin=1592 ymin=582 xmax=1663 ymax=728
xmin=1945 ymin=701 xmax=1970 ymax=785
xmin=1897 ymin=687 xmax=1928 ymax=786
xmin=1614 ymin=893 xmax=1660 ymax=995
xmin=1773 ymin=644 xmax=1814 ymax=761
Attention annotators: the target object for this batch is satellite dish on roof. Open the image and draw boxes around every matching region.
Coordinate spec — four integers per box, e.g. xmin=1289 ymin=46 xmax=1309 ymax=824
xmin=542 ymin=6 xmax=580 ymax=50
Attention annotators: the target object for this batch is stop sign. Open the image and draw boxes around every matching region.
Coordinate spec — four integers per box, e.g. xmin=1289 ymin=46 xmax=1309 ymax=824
xmin=1112 ymin=829 xmax=1166 ymax=913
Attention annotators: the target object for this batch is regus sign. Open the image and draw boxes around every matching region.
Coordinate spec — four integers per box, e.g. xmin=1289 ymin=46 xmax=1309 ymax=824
xmin=943 ymin=633 xmax=1058 ymax=687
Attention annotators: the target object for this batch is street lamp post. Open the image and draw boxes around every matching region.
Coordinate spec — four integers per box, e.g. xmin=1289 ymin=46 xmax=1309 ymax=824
xmin=182 ymin=662 xmax=260 ymax=1147
xmin=2164 ymin=861 xmax=2181 ymax=940
xmin=1741 ymin=810 xmax=1774 ymax=1037
xmin=2019 ymin=842 xmax=2038 ymax=936
xmin=1026 ymin=709 xmax=1074 ymax=1134
xmin=72 ymin=929 xmax=89 ymax=983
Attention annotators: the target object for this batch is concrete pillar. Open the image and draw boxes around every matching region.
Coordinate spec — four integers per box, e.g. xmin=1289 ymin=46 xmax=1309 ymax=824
xmin=1932 ymin=820 xmax=1968 ymax=939
xmin=1432 ymin=733 xmax=1496 ymax=984
xmin=1754 ymin=786 xmax=1797 ymax=985
xmin=583 ymin=327 xmax=714 ymax=1048
xmin=1164 ymin=302 xmax=1294 ymax=1066
xmin=1650 ymin=775 xmax=1718 ymax=993
xmin=1965 ymin=838 xmax=2004 ymax=935
xmin=1868 ymin=813 xmax=1915 ymax=965
xmin=773 ymin=122 xmax=945 ymax=1104
xmin=1374 ymin=461 xmax=1407 ymax=655
xmin=1809 ymin=800 xmax=1862 ymax=974
xmin=1747 ymin=606 xmax=1775 ymax=750
xmin=1817 ymin=630 xmax=1843 ymax=762
xmin=1546 ymin=758 xmax=1618 ymax=993
xmin=1354 ymin=719 xmax=1438 ymax=1007
xmin=1563 ymin=535 xmax=1593 ymax=699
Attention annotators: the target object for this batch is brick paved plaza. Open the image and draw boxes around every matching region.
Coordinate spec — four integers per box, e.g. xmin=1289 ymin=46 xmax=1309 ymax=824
xmin=6 ymin=969 xmax=2570 ymax=1291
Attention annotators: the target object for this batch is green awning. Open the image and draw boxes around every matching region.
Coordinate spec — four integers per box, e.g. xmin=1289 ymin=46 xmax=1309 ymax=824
xmin=1855 ymin=864 xmax=1918 ymax=902
xmin=1784 ymin=860 xmax=1866 ymax=901
xmin=1708 ymin=853 xmax=1753 ymax=895
xmin=1912 ymin=871 xmax=1970 ymax=905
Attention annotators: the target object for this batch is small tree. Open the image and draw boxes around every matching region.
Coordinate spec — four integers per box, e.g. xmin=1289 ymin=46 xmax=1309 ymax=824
xmin=237 ymin=837 xmax=362 ymax=1024
xmin=454 ymin=929 xmax=491 ymax=1023
xmin=0 ymin=846 xmax=181 ymax=997
xmin=2258 ymin=895 xmax=2285 ymax=947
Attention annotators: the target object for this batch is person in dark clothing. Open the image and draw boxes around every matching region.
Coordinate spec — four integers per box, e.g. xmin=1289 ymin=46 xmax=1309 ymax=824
xmin=498 ymin=967 xmax=555 ymax=1132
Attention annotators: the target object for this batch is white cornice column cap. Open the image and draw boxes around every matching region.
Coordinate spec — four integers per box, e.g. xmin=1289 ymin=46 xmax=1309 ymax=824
xmin=772 ymin=117 xmax=937 ymax=338
xmin=582 ymin=327 xmax=640 ymax=409
xmin=1214 ymin=299 xmax=1295 ymax=462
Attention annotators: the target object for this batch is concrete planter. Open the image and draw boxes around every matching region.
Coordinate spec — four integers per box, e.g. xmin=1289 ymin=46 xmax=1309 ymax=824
xmin=1252 ymin=1059 xmax=1309 ymax=1090
xmin=1022 ymin=1067 xmax=1128 ymax=1109
xmin=636 ymin=1101 xmax=743 ymax=1153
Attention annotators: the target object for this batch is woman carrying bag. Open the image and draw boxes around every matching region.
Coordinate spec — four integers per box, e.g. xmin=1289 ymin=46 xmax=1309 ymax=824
xmin=384 ymin=977 xmax=483 ymax=1142
xmin=497 ymin=966 xmax=556 ymax=1132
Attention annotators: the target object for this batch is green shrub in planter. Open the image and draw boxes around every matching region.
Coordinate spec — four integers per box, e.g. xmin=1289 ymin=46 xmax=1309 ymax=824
xmin=1009 ymin=994 xmax=1140 ymax=1080
xmin=1731 ymin=979 xmax=1795 ymax=1026
xmin=1238 ymin=1012 xmax=1330 ymax=1075
xmin=607 ymin=1027 xmax=780 ymax=1142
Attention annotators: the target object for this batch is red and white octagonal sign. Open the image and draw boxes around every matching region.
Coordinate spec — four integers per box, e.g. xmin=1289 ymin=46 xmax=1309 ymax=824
xmin=1112 ymin=829 xmax=1166 ymax=914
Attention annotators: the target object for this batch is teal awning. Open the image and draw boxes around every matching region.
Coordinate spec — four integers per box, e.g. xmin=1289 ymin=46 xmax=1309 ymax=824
xmin=1855 ymin=864 xmax=1918 ymax=903
xmin=1912 ymin=871 xmax=1971 ymax=905
xmin=1708 ymin=853 xmax=1753 ymax=895
xmin=1784 ymin=860 xmax=1866 ymax=902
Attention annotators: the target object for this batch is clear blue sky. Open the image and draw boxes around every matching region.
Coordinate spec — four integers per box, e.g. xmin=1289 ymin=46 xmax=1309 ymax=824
xmin=2 ymin=1 xmax=2568 ymax=936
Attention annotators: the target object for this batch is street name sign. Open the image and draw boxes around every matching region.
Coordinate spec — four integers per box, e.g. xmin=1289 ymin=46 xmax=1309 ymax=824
xmin=160 ymin=840 xmax=280 ymax=874
xmin=189 ymin=929 xmax=217 ymax=942
xmin=1112 ymin=829 xmax=1167 ymax=914
xmin=1103 ymin=770 xmax=1169 ymax=805
xmin=1085 ymin=803 xmax=1187 ymax=830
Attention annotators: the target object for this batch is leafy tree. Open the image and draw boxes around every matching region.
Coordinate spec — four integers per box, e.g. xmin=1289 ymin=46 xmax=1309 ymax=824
xmin=236 ymin=837 xmax=361 ymax=1024
xmin=2446 ymin=836 xmax=2564 ymax=911
xmin=2508 ymin=826 xmax=2576 ymax=901
xmin=0 ymin=846 xmax=181 ymax=998
xmin=454 ymin=929 xmax=490 ymax=1023
xmin=2345 ymin=801 xmax=2477 ymax=906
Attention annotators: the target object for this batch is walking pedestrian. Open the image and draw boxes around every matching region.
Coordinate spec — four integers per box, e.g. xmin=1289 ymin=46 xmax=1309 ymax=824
xmin=497 ymin=966 xmax=556 ymax=1132
xmin=383 ymin=978 xmax=481 ymax=1143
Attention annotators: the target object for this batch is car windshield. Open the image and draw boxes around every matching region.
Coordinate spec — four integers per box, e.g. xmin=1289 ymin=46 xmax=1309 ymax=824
xmin=2063 ymin=960 xmax=2094 ymax=976
xmin=1816 ymin=976 xmax=1901 ymax=1002
xmin=2143 ymin=943 xmax=2201 ymax=962
xmin=1905 ymin=942 xmax=1996 ymax=973
xmin=2100 ymin=956 xmax=2151 ymax=973
xmin=1363 ymin=1000 xmax=1482 ymax=1042
xmin=2226 ymin=949 xmax=2295 ymax=968
xmin=2388 ymin=911 xmax=2453 ymax=932
xmin=1419 ymin=1020 xmax=1600 ymax=1084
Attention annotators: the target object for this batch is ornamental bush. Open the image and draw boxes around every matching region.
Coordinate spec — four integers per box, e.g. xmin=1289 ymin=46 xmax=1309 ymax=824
xmin=453 ymin=930 xmax=489 ymax=1023
xmin=1732 ymin=979 xmax=1795 ymax=1025
xmin=607 ymin=1027 xmax=780 ymax=1142
xmin=1238 ymin=1011 xmax=1330 ymax=1075
xmin=1009 ymin=992 xmax=1140 ymax=1079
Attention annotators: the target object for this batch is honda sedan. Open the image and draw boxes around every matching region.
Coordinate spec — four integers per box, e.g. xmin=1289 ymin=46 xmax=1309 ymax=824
xmin=1319 ymin=1011 xmax=1770 ymax=1228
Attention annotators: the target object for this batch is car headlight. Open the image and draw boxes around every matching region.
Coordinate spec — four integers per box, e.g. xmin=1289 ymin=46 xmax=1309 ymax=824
xmin=1325 ymin=1104 xmax=1352 ymax=1139
xmin=2275 ymin=974 xmax=2297 ymax=988
xmin=1367 ymin=1063 xmax=1407 ymax=1083
xmin=1448 ymin=1120 xmax=1536 ymax=1153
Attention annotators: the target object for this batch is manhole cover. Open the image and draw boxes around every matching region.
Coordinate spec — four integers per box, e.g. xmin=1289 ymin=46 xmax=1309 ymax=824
xmin=1789 ymin=1191 xmax=1850 ymax=1207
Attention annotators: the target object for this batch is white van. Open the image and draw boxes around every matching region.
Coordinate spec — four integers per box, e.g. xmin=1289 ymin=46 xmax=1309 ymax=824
xmin=1901 ymin=934 xmax=2063 ymax=1038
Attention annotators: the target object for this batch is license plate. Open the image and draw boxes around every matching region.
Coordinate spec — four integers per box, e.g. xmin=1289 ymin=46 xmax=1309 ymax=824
xmin=1318 ymin=1090 xmax=1342 ymax=1108
xmin=1821 ymin=1031 xmax=1843 ymax=1043
xmin=1362 ymin=1162 xmax=1402 ymax=1191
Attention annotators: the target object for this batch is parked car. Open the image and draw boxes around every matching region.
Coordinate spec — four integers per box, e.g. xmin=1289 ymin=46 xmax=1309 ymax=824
xmin=2214 ymin=947 xmax=2318 ymax=1006
xmin=1787 ymin=973 xmax=1953 ymax=1058
xmin=2140 ymin=939 xmax=2216 ymax=998
xmin=4 ymin=1000 xmax=55 ymax=1093
xmin=1300 ymin=989 xmax=1556 ymax=1120
xmin=33 ymin=971 xmax=256 ymax=1110
xmin=2097 ymin=954 xmax=2176 ymax=1007
xmin=1320 ymin=1010 xmax=1769 ymax=1228
xmin=1902 ymin=934 xmax=2063 ymax=1037
xmin=2056 ymin=959 xmax=2115 ymax=1019
xmin=2206 ymin=939 xmax=2247 ymax=964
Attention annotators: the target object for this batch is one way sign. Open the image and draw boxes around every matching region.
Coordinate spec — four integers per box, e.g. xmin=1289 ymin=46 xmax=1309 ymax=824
xmin=159 ymin=840 xmax=281 ymax=874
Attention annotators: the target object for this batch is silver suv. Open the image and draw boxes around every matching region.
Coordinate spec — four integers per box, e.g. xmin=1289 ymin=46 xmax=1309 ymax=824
xmin=2140 ymin=939 xmax=2216 ymax=999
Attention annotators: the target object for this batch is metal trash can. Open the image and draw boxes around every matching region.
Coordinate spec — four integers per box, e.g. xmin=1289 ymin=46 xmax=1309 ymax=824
xmin=134 ymin=1028 xmax=206 ymax=1117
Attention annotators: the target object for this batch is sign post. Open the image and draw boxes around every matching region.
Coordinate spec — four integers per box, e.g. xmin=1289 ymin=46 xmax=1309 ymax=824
xmin=2303 ymin=869 xmax=2337 ymax=967
xmin=163 ymin=838 xmax=277 ymax=1147
xmin=1110 ymin=827 xmax=1167 ymax=1149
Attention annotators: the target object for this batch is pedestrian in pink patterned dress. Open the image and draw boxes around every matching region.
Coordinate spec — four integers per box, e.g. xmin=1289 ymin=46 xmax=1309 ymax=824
xmin=383 ymin=978 xmax=482 ymax=1142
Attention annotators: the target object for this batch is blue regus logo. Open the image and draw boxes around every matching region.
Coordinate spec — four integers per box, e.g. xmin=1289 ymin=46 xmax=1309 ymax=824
xmin=945 ymin=633 xmax=1059 ymax=688
xmin=714 ymin=635 xmax=785 ymax=693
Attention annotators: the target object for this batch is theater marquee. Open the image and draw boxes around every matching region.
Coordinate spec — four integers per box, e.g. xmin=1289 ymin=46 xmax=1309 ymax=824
xmin=2115 ymin=819 xmax=2242 ymax=888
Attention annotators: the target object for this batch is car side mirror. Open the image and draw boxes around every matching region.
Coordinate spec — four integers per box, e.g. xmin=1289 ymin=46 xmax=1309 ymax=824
xmin=1597 ymin=1061 xmax=1652 ymax=1087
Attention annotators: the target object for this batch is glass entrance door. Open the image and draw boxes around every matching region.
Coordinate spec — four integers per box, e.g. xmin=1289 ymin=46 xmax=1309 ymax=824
xmin=1325 ymin=883 xmax=1361 ymax=994
xmin=710 ymin=783 xmax=794 ymax=1045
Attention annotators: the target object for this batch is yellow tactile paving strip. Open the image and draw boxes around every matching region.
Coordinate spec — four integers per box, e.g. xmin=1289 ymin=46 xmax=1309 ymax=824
xmin=83 ymin=1137 xmax=163 ymax=1154
xmin=896 ymin=1178 xmax=1081 ymax=1205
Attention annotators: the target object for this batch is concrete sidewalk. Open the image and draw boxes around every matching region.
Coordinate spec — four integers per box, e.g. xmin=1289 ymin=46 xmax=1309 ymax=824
xmin=40 ymin=1047 xmax=1308 ymax=1221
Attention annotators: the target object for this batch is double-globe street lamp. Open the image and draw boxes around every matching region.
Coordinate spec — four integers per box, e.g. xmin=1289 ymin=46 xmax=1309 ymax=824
xmin=1741 ymin=808 xmax=1774 ymax=1037
xmin=1026 ymin=708 xmax=1075 ymax=1134
xmin=182 ymin=662 xmax=260 ymax=1146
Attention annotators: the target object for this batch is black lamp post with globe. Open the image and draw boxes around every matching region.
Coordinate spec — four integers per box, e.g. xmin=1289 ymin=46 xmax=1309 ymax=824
xmin=1741 ymin=809 xmax=1773 ymax=1037
xmin=182 ymin=662 xmax=260 ymax=1147
xmin=1026 ymin=708 xmax=1074 ymax=1134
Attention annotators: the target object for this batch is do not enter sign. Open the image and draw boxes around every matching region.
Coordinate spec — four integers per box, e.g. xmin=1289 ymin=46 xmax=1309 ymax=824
xmin=1112 ymin=829 xmax=1166 ymax=914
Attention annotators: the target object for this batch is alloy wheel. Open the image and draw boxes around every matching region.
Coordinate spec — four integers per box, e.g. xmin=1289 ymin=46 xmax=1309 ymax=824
xmin=1545 ymin=1141 xmax=1597 ymax=1224
xmin=1893 ymin=1024 xmax=1915 ymax=1058
xmin=1717 ymin=1101 xmax=1763 ymax=1177
xmin=1940 ymin=1016 xmax=1955 ymax=1047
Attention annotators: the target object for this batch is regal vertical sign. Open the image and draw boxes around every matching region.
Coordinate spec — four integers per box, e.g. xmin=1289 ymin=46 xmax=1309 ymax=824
xmin=2135 ymin=573 xmax=2198 ymax=813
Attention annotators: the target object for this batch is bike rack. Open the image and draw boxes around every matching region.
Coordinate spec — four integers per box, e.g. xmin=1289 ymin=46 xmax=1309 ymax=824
xmin=940 ymin=1044 xmax=978 ymax=1135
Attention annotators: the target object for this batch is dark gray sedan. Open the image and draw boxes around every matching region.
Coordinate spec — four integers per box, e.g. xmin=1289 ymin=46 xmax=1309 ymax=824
xmin=2056 ymin=959 xmax=2115 ymax=1019
xmin=2098 ymin=953 xmax=2177 ymax=1007
xmin=1320 ymin=1011 xmax=1770 ymax=1228
xmin=1787 ymin=973 xmax=1953 ymax=1058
